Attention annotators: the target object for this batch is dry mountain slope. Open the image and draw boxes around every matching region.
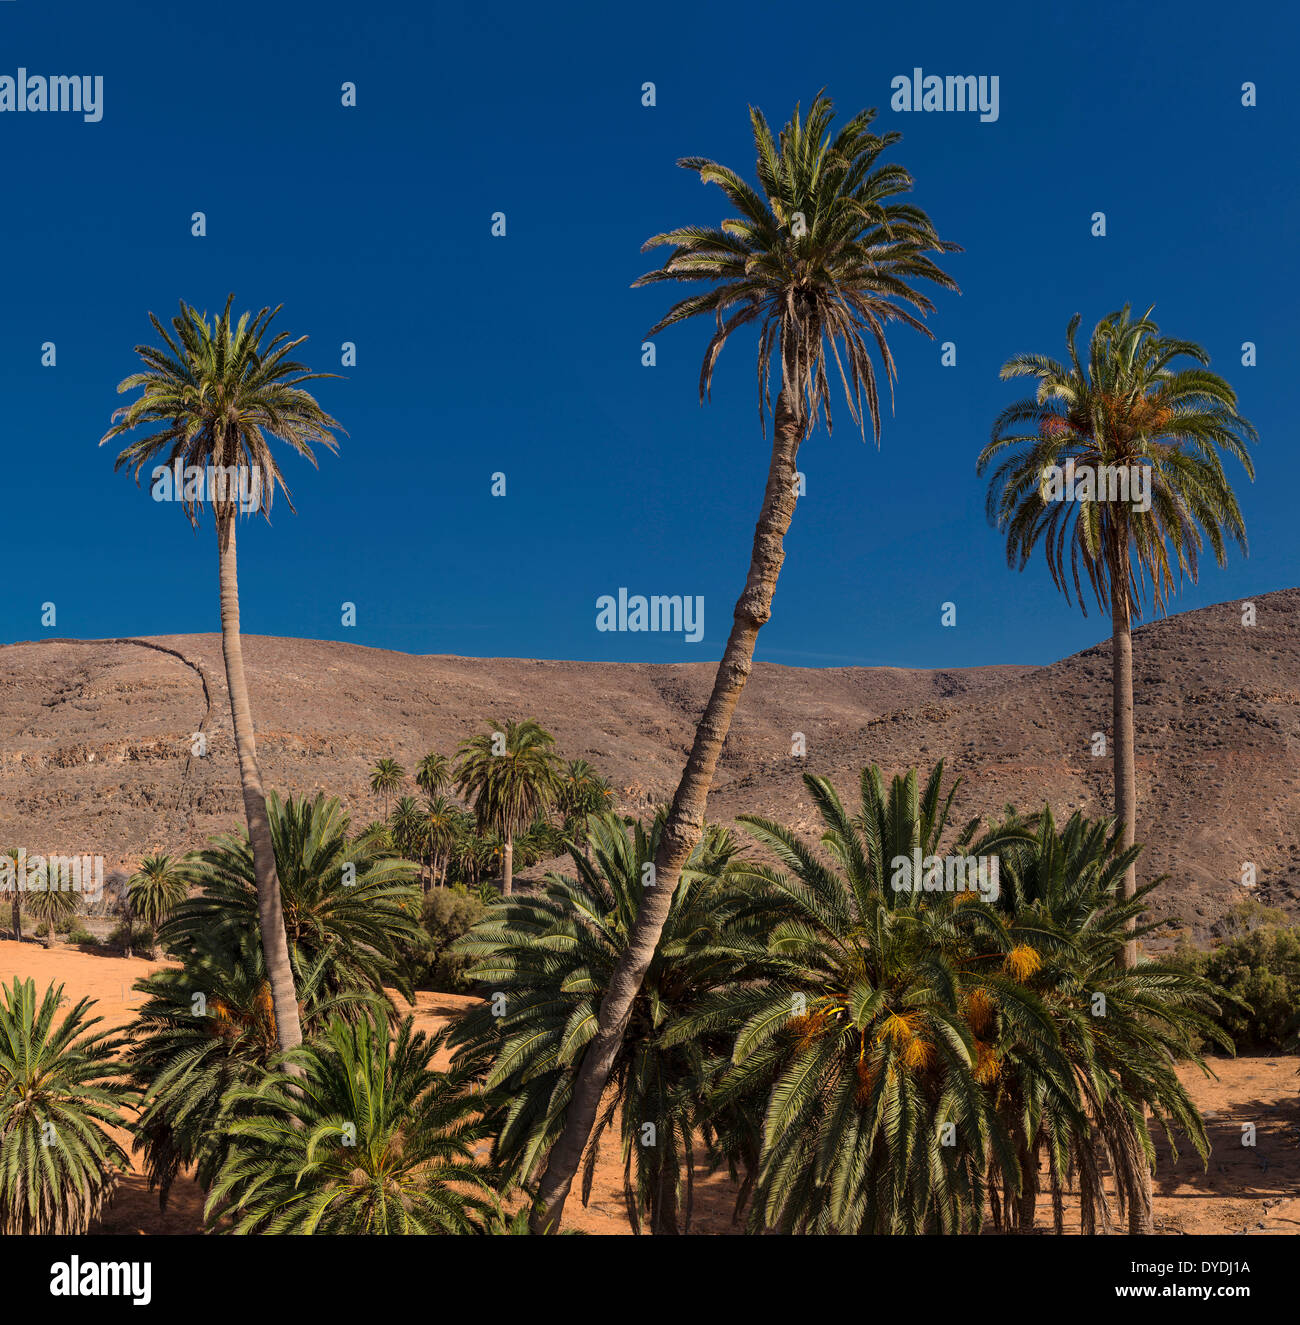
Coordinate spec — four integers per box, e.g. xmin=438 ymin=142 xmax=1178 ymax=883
xmin=0 ymin=587 xmax=1296 ymax=942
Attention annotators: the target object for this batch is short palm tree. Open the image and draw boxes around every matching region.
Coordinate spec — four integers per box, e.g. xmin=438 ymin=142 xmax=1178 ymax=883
xmin=978 ymin=306 xmax=1257 ymax=972
xmin=389 ymin=795 xmax=426 ymax=867
xmin=422 ymin=795 xmax=459 ymax=888
xmin=25 ymin=869 xmax=78 ymax=949
xmin=451 ymin=811 xmax=754 ymax=1233
xmin=971 ymin=805 xmax=1229 ymax=1234
xmin=102 ymin=296 xmax=342 ymax=1060
xmin=128 ymin=854 xmax=188 ymax=957
xmin=206 ymin=1012 xmax=500 ymax=1234
xmin=557 ymin=759 xmax=614 ymax=855
xmin=128 ymin=927 xmax=359 ymax=1207
xmin=440 ymin=810 xmax=485 ymax=889
xmin=162 ymin=793 xmax=422 ymax=1001
xmin=369 ymin=758 xmax=406 ymax=818
xmin=455 ymin=718 xmax=562 ymax=897
xmin=532 ymin=93 xmax=958 ymax=1230
xmin=416 ymin=752 xmax=452 ymax=798
xmin=0 ymin=979 xmax=134 ymax=1233
xmin=693 ymin=766 xmax=1030 ymax=1234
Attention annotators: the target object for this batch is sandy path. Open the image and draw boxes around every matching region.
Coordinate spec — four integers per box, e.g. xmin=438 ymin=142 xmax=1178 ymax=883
xmin=2 ymin=939 xmax=1295 ymax=1236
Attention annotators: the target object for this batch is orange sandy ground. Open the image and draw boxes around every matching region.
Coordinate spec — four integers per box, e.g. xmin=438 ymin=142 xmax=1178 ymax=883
xmin=2 ymin=938 xmax=1297 ymax=1237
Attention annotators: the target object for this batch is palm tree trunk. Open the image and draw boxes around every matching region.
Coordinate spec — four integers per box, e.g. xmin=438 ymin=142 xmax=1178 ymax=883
xmin=10 ymin=896 xmax=20 ymax=942
xmin=502 ymin=837 xmax=513 ymax=897
xmin=530 ymin=385 xmax=803 ymax=1233
xmin=217 ymin=510 xmax=304 ymax=1065
xmin=651 ymin=1151 xmax=680 ymax=1236
xmin=1017 ymin=1137 xmax=1039 ymax=1231
xmin=1110 ymin=541 xmax=1153 ymax=1234
xmin=1111 ymin=550 xmax=1138 ymax=969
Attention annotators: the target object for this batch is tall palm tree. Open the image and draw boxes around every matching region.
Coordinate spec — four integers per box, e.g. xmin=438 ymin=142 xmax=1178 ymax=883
xmin=206 ymin=1012 xmax=500 ymax=1234
xmin=0 ymin=979 xmax=134 ymax=1233
xmin=416 ymin=752 xmax=452 ymax=798
xmin=128 ymin=854 xmax=188 ymax=958
xmin=102 ymin=295 xmax=342 ymax=1061
xmin=455 ymin=718 xmax=562 ymax=897
xmin=530 ymin=91 xmax=958 ymax=1231
xmin=369 ymin=758 xmax=406 ymax=818
xmin=979 ymin=305 xmax=1255 ymax=986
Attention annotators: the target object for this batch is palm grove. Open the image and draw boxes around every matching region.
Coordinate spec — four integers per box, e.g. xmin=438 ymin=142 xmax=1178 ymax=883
xmin=0 ymin=93 xmax=1259 ymax=1237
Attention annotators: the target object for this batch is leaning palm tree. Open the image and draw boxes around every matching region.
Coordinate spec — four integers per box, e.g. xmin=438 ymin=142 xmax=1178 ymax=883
xmin=127 ymin=854 xmax=188 ymax=958
xmin=369 ymin=758 xmax=407 ymax=818
xmin=0 ymin=979 xmax=134 ymax=1233
xmin=978 ymin=307 xmax=1255 ymax=981
xmin=102 ymin=295 xmax=342 ymax=1060
xmin=455 ymin=719 xmax=562 ymax=897
xmin=206 ymin=1012 xmax=500 ymax=1234
xmin=530 ymin=91 xmax=958 ymax=1231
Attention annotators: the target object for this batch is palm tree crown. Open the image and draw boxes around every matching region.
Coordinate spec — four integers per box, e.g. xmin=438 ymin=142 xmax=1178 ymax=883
xmin=206 ymin=1012 xmax=499 ymax=1234
xmin=978 ymin=304 xmax=1256 ymax=617
xmin=100 ymin=295 xmax=341 ymax=521
xmin=128 ymin=854 xmax=188 ymax=929
xmin=370 ymin=759 xmax=406 ymax=818
xmin=635 ymin=90 xmax=959 ymax=439
xmin=416 ymin=752 xmax=452 ymax=797
xmin=0 ymin=979 xmax=134 ymax=1234
xmin=455 ymin=719 xmax=562 ymax=859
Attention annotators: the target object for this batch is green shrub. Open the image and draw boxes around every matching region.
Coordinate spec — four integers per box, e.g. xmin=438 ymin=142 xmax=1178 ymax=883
xmin=1202 ymin=926 xmax=1300 ymax=1051
xmin=418 ymin=886 xmax=486 ymax=993
xmin=35 ymin=914 xmax=78 ymax=939
xmin=1172 ymin=902 xmax=1300 ymax=1052
xmin=105 ymin=920 xmax=155 ymax=956
xmin=66 ymin=924 xmax=97 ymax=948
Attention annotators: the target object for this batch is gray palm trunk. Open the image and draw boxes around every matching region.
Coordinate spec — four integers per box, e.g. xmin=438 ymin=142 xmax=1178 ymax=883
xmin=218 ymin=509 xmax=305 ymax=1065
xmin=10 ymin=898 xmax=20 ymax=942
xmin=530 ymin=385 xmax=803 ymax=1233
xmin=1110 ymin=553 xmax=1138 ymax=969
xmin=502 ymin=837 xmax=514 ymax=897
xmin=1109 ymin=538 xmax=1153 ymax=1234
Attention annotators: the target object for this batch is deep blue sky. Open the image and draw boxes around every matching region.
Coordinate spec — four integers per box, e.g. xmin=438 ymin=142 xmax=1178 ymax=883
xmin=1 ymin=0 xmax=1295 ymax=666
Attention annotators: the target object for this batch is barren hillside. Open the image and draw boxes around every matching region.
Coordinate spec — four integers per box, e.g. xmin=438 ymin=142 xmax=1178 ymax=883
xmin=1 ymin=587 xmax=1296 ymax=943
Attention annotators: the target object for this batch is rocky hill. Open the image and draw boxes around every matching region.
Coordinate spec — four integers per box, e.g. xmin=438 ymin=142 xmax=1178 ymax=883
xmin=1 ymin=587 xmax=1296 ymax=943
